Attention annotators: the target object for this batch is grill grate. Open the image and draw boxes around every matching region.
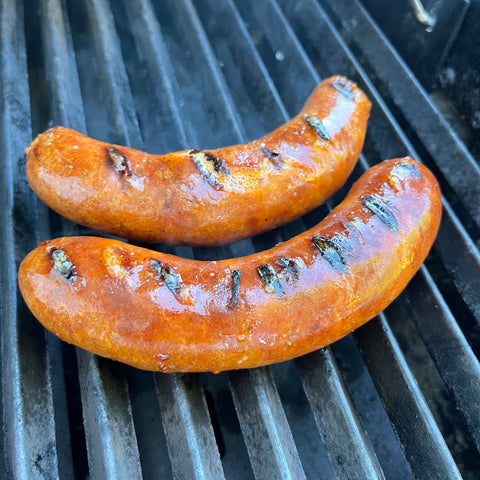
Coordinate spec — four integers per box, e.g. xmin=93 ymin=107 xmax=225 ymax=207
xmin=1 ymin=0 xmax=479 ymax=478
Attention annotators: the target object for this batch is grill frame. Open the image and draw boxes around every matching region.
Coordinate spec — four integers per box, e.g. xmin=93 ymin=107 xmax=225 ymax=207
xmin=1 ymin=0 xmax=479 ymax=478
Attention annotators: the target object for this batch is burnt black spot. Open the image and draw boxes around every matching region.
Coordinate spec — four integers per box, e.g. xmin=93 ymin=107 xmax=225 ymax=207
xmin=397 ymin=161 xmax=421 ymax=179
xmin=107 ymin=146 xmax=133 ymax=176
xmin=361 ymin=195 xmax=399 ymax=232
xmin=229 ymin=269 xmax=241 ymax=307
xmin=261 ymin=147 xmax=283 ymax=169
xmin=257 ymin=264 xmax=282 ymax=294
xmin=190 ymin=149 xmax=229 ymax=189
xmin=50 ymin=248 xmax=76 ymax=281
xmin=276 ymin=257 xmax=299 ymax=281
xmin=303 ymin=114 xmax=331 ymax=141
xmin=312 ymin=236 xmax=347 ymax=273
xmin=329 ymin=79 xmax=355 ymax=99
xmin=150 ymin=260 xmax=181 ymax=294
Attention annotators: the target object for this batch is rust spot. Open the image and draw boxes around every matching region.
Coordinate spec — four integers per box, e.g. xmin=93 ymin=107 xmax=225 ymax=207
xmin=303 ymin=114 xmax=331 ymax=141
xmin=190 ymin=149 xmax=229 ymax=189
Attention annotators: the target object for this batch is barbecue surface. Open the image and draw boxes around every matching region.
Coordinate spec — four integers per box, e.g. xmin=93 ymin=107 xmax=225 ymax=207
xmin=1 ymin=0 xmax=479 ymax=479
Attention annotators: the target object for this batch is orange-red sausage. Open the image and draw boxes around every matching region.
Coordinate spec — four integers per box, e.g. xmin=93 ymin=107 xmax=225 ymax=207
xmin=25 ymin=75 xmax=371 ymax=246
xmin=18 ymin=158 xmax=441 ymax=373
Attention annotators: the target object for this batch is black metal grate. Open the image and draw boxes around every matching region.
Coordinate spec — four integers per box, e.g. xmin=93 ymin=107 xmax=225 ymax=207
xmin=1 ymin=0 xmax=479 ymax=478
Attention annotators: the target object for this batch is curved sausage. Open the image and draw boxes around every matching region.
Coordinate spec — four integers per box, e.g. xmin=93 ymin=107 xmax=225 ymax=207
xmin=25 ymin=75 xmax=371 ymax=246
xmin=18 ymin=157 xmax=441 ymax=373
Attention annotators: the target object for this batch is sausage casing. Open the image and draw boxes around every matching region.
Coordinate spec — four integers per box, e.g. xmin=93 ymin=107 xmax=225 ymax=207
xmin=18 ymin=158 xmax=441 ymax=373
xmin=25 ymin=75 xmax=371 ymax=246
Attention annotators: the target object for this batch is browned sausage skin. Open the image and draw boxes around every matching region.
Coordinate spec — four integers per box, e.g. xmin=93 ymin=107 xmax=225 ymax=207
xmin=25 ymin=75 xmax=371 ymax=246
xmin=18 ymin=158 xmax=441 ymax=373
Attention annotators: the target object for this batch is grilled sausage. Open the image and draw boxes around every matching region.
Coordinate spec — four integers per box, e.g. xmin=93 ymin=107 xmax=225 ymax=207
xmin=25 ymin=75 xmax=371 ymax=246
xmin=18 ymin=158 xmax=441 ymax=373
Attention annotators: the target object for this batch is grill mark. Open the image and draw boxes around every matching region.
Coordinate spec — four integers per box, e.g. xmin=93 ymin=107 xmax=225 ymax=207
xmin=303 ymin=114 xmax=331 ymax=141
xmin=361 ymin=195 xmax=399 ymax=232
xmin=150 ymin=260 xmax=181 ymax=294
xmin=276 ymin=257 xmax=300 ymax=281
xmin=190 ymin=149 xmax=229 ymax=189
xmin=107 ymin=146 xmax=133 ymax=176
xmin=261 ymin=147 xmax=283 ymax=169
xmin=312 ymin=236 xmax=347 ymax=273
xmin=329 ymin=79 xmax=355 ymax=100
xmin=49 ymin=248 xmax=76 ymax=281
xmin=342 ymin=218 xmax=366 ymax=247
xmin=257 ymin=264 xmax=282 ymax=294
xmin=396 ymin=161 xmax=421 ymax=179
xmin=229 ymin=269 xmax=241 ymax=307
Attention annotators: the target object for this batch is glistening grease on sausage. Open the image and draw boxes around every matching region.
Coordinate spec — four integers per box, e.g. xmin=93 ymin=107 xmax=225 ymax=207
xmin=25 ymin=76 xmax=371 ymax=246
xmin=18 ymin=158 xmax=441 ymax=373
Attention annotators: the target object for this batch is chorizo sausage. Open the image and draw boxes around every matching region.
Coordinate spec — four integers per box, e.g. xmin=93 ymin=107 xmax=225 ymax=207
xmin=18 ymin=157 xmax=441 ymax=373
xmin=25 ymin=75 xmax=371 ymax=246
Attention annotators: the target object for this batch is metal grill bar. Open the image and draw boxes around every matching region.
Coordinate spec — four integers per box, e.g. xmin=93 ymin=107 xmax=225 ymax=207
xmin=40 ymin=0 xmax=85 ymax=135
xmin=85 ymin=0 xmax=142 ymax=147
xmin=195 ymin=0 xmax=290 ymax=137
xmin=399 ymin=266 xmax=480 ymax=450
xmin=155 ymin=373 xmax=225 ymax=479
xmin=144 ymin=0 xmax=243 ymax=150
xmin=38 ymin=0 xmax=145 ymax=477
xmin=0 ymin=1 xmax=60 ymax=478
xmin=229 ymin=368 xmax=306 ymax=480
xmin=354 ymin=315 xmax=463 ymax=479
xmin=296 ymin=349 xmax=384 ymax=479
xmin=77 ymin=352 xmax=143 ymax=479
xmin=118 ymin=0 xmax=189 ymax=150
xmin=434 ymin=202 xmax=480 ymax=329
xmin=180 ymin=0 xmax=246 ymax=143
